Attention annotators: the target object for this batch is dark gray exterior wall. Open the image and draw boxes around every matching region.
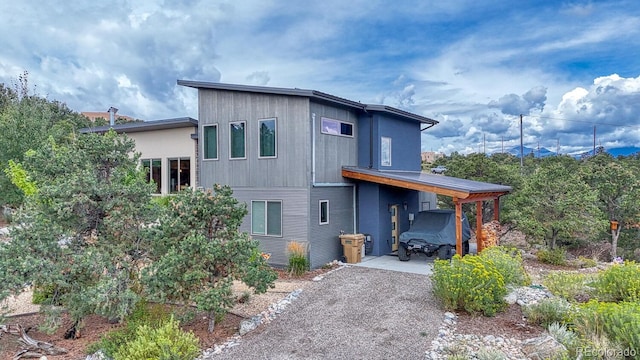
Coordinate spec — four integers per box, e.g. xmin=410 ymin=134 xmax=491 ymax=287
xmin=309 ymin=186 xmax=355 ymax=268
xmin=198 ymin=89 xmax=311 ymax=188
xmin=310 ymin=102 xmax=358 ymax=183
xmin=232 ymin=188 xmax=309 ymax=268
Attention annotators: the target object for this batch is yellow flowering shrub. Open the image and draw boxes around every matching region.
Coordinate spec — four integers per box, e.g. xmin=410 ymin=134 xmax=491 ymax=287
xmin=432 ymin=254 xmax=507 ymax=316
xmin=593 ymin=261 xmax=640 ymax=302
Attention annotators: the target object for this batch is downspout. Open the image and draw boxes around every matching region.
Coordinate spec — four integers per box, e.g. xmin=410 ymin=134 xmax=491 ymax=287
xmin=368 ymin=112 xmax=374 ymax=169
xmin=312 ymin=113 xmax=316 ymax=184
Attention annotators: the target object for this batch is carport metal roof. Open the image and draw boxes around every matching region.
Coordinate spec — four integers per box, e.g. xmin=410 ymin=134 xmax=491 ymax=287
xmin=341 ymin=167 xmax=512 ymax=202
xmin=342 ymin=166 xmax=512 ymax=255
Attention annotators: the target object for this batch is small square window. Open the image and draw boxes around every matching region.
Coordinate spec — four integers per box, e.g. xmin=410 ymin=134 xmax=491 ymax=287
xmin=251 ymin=200 xmax=282 ymax=236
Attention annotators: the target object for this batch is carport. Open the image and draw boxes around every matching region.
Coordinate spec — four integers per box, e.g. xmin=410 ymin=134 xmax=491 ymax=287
xmin=342 ymin=167 xmax=512 ymax=255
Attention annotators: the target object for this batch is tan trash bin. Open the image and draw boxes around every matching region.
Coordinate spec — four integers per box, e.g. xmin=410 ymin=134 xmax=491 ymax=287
xmin=339 ymin=234 xmax=365 ymax=263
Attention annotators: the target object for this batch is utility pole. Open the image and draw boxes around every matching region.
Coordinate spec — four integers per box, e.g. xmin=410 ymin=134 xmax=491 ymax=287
xmin=501 ymin=136 xmax=504 ymax=154
xmin=520 ymin=114 xmax=523 ymax=171
xmin=483 ymin=133 xmax=486 ymax=154
xmin=593 ymin=125 xmax=596 ymax=156
xmin=557 ymin=139 xmax=559 ymax=156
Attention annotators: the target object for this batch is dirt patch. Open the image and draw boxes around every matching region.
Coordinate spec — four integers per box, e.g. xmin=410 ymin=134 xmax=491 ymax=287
xmin=455 ymin=304 xmax=545 ymax=341
xmin=0 ymin=265 xmax=339 ymax=360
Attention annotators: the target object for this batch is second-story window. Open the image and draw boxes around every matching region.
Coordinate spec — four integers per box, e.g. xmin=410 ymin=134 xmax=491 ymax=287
xmin=259 ymin=118 xmax=277 ymax=158
xmin=230 ymin=121 xmax=246 ymax=159
xmin=381 ymin=137 xmax=392 ymax=166
xmin=321 ymin=117 xmax=353 ymax=137
xmin=203 ymin=124 xmax=218 ymax=160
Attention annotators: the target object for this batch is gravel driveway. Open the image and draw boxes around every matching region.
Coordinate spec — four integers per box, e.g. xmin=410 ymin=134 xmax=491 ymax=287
xmin=214 ymin=266 xmax=443 ymax=360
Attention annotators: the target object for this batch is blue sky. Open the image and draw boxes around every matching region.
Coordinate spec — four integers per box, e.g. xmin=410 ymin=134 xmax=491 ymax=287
xmin=1 ymin=0 xmax=639 ymax=155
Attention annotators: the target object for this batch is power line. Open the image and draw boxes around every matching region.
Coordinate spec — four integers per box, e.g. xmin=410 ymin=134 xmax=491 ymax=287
xmin=524 ymin=114 xmax=639 ymax=128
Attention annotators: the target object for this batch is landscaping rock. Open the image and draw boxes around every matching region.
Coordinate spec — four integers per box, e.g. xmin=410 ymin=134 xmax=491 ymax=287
xmin=521 ymin=334 xmax=567 ymax=360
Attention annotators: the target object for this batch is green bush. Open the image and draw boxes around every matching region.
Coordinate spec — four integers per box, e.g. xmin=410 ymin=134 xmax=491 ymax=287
xmin=571 ymin=256 xmax=598 ymax=269
xmin=523 ymin=297 xmax=571 ymax=327
xmin=87 ymin=300 xmax=169 ymax=358
xmin=537 ymin=248 xmax=567 ymax=266
xmin=571 ymin=300 xmax=640 ymax=356
xmin=432 ymin=255 xmax=507 ymax=316
xmin=480 ymin=246 xmax=530 ymax=286
xmin=113 ymin=316 xmax=200 ymax=360
xmin=543 ymin=271 xmax=596 ymax=302
xmin=593 ymin=261 xmax=640 ymax=302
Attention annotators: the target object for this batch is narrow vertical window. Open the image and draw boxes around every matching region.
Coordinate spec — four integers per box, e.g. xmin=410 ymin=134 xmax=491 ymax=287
xmin=259 ymin=118 xmax=277 ymax=158
xmin=381 ymin=137 xmax=392 ymax=166
xmin=141 ymin=158 xmax=161 ymax=194
xmin=229 ymin=121 xmax=246 ymax=159
xmin=169 ymin=158 xmax=191 ymax=193
xmin=203 ymin=124 xmax=218 ymax=160
xmin=319 ymin=200 xmax=329 ymax=225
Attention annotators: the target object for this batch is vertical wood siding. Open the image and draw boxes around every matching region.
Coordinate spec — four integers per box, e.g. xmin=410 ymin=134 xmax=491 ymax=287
xmin=310 ymin=103 xmax=358 ymax=183
xmin=198 ymin=90 xmax=311 ymax=188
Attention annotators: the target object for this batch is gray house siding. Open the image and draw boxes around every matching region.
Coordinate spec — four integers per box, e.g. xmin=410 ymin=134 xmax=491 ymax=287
xmin=231 ymin=187 xmax=309 ymax=268
xmin=309 ymin=186 xmax=355 ymax=268
xmin=310 ymin=102 xmax=358 ymax=184
xmin=198 ymin=89 xmax=311 ymax=188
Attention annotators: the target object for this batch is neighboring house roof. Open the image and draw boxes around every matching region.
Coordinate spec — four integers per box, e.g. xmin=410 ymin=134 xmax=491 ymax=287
xmin=341 ymin=166 xmax=512 ymax=201
xmin=80 ymin=117 xmax=198 ymax=134
xmin=177 ymin=80 xmax=438 ymax=126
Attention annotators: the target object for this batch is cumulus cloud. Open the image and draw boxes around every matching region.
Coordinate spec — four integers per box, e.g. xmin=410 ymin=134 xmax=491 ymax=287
xmin=488 ymin=86 xmax=547 ymax=116
xmin=246 ymin=71 xmax=271 ymax=86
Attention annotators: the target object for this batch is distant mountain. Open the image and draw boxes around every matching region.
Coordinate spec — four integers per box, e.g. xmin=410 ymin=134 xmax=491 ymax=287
xmin=607 ymin=146 xmax=640 ymax=157
xmin=501 ymin=146 xmax=640 ymax=158
xmin=503 ymin=146 xmax=556 ymax=158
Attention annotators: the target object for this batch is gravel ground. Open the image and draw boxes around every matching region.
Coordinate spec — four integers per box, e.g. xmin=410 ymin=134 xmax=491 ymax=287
xmin=212 ymin=266 xmax=443 ymax=360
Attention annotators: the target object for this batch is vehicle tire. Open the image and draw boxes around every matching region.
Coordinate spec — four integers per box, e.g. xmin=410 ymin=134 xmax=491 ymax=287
xmin=463 ymin=241 xmax=470 ymax=256
xmin=398 ymin=244 xmax=410 ymax=261
xmin=437 ymin=245 xmax=452 ymax=260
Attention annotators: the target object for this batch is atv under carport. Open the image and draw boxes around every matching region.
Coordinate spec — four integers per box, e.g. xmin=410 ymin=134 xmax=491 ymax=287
xmin=398 ymin=209 xmax=471 ymax=261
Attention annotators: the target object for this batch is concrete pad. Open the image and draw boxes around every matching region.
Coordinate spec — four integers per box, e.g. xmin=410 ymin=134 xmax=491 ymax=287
xmin=354 ymin=252 xmax=434 ymax=275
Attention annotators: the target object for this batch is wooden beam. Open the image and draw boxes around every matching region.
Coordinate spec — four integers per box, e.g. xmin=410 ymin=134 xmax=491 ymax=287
xmin=456 ymin=192 xmax=510 ymax=204
xmin=455 ymin=200 xmax=463 ymax=256
xmin=341 ymin=168 xmax=470 ymax=198
xmin=476 ymin=201 xmax=484 ymax=253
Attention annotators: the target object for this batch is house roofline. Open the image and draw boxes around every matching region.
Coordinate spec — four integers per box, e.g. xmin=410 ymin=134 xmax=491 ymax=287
xmin=80 ymin=117 xmax=198 ymax=134
xmin=177 ymin=80 xmax=438 ymax=125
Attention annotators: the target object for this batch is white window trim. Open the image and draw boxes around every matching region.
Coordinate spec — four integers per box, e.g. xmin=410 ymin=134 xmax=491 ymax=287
xmin=258 ymin=117 xmax=278 ymax=159
xmin=320 ymin=117 xmax=354 ymax=138
xmin=319 ymin=200 xmax=329 ymax=225
xmin=381 ymin=136 xmax=392 ymax=166
xmin=229 ymin=121 xmax=247 ymax=160
xmin=203 ymin=124 xmax=219 ymax=161
xmin=251 ymin=200 xmax=283 ymax=237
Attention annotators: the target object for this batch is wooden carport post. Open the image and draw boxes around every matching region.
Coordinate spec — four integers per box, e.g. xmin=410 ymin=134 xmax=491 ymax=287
xmin=455 ymin=199 xmax=463 ymax=256
xmin=476 ymin=201 xmax=484 ymax=253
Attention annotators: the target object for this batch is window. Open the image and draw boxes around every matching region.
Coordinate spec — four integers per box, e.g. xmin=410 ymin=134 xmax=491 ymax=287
xmin=381 ymin=137 xmax=392 ymax=166
xmin=229 ymin=121 xmax=246 ymax=159
xmin=141 ymin=158 xmax=162 ymax=193
xmin=251 ymin=200 xmax=282 ymax=236
xmin=169 ymin=158 xmax=191 ymax=193
xmin=203 ymin=125 xmax=218 ymax=160
xmin=259 ymin=118 xmax=277 ymax=158
xmin=321 ymin=117 xmax=353 ymax=137
xmin=319 ymin=200 xmax=329 ymax=225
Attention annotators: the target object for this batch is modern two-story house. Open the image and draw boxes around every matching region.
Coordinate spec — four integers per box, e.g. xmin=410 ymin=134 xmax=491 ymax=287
xmin=177 ymin=81 xmax=512 ymax=268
